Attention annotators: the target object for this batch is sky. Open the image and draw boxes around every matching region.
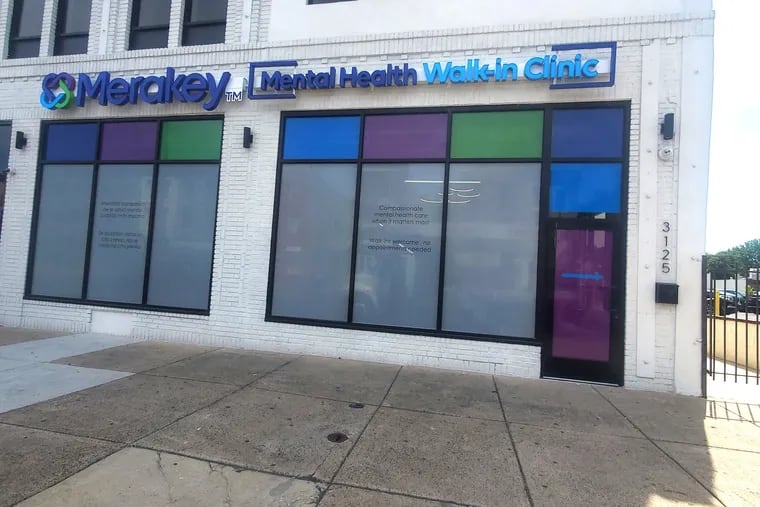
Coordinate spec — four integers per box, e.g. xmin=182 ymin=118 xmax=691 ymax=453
xmin=706 ymin=0 xmax=760 ymax=253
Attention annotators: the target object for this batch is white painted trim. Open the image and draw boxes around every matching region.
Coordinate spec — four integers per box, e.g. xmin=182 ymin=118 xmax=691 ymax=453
xmin=98 ymin=0 xmax=110 ymax=55
xmin=241 ymin=0 xmax=253 ymax=45
xmin=39 ymin=0 xmax=59 ymax=57
xmin=636 ymin=40 xmax=660 ymax=379
xmin=674 ymin=35 xmax=713 ymax=396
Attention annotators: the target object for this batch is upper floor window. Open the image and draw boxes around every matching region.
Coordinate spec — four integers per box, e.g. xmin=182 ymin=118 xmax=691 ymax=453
xmin=130 ymin=0 xmax=171 ymax=49
xmin=8 ymin=0 xmax=44 ymax=58
xmin=54 ymin=0 xmax=92 ymax=55
xmin=183 ymin=0 xmax=227 ymax=46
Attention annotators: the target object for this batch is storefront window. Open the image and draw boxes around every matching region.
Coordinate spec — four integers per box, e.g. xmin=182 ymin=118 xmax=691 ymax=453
xmin=27 ymin=118 xmax=223 ymax=313
xmin=442 ymin=163 xmax=540 ymax=338
xmin=271 ymin=164 xmax=357 ymax=321
xmin=269 ymin=110 xmax=548 ymax=340
xmin=354 ymin=163 xmax=444 ymax=329
xmin=147 ymin=164 xmax=220 ymax=310
xmin=86 ymin=164 xmax=153 ymax=303
xmin=268 ymin=107 xmax=626 ymax=342
xmin=30 ymin=165 xmax=93 ymax=298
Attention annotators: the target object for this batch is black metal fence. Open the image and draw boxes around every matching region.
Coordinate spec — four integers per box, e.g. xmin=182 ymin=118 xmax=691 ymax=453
xmin=704 ymin=264 xmax=760 ymax=385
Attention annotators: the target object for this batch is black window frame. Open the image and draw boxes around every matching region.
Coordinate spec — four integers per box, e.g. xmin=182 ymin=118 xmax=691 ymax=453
xmin=129 ymin=0 xmax=171 ymax=50
xmin=182 ymin=0 xmax=227 ymax=47
xmin=266 ymin=102 xmax=630 ymax=385
xmin=53 ymin=0 xmax=92 ymax=56
xmin=7 ymin=0 xmax=44 ymax=59
xmin=308 ymin=0 xmax=357 ymax=4
xmin=24 ymin=116 xmax=224 ymax=316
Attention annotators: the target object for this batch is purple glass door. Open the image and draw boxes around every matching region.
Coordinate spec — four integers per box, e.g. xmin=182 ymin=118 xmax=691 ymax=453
xmin=552 ymin=229 xmax=613 ymax=362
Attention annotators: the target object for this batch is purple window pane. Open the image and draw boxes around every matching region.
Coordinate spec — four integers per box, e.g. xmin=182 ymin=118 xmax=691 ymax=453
xmin=100 ymin=122 xmax=158 ymax=161
xmin=363 ymin=114 xmax=448 ymax=159
xmin=552 ymin=229 xmax=613 ymax=362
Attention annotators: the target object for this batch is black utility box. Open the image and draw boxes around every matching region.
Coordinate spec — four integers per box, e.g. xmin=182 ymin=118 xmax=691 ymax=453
xmin=655 ymin=283 xmax=679 ymax=304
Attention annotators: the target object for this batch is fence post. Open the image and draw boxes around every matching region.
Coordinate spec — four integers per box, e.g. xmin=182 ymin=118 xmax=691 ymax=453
xmin=701 ymin=255 xmax=707 ymax=397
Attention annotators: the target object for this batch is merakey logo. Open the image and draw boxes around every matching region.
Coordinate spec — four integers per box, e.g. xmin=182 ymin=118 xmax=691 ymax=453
xmin=40 ymin=73 xmax=76 ymax=110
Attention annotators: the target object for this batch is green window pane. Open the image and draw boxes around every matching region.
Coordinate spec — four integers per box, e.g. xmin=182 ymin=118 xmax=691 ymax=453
xmin=160 ymin=120 xmax=223 ymax=160
xmin=450 ymin=111 xmax=543 ymax=159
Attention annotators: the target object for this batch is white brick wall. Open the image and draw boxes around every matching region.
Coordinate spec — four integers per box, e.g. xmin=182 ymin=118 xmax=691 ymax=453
xmin=0 ymin=1 xmax=714 ymax=393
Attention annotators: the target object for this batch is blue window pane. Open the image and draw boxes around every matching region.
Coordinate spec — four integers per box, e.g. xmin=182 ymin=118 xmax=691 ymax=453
xmin=550 ymin=163 xmax=621 ymax=213
xmin=283 ymin=117 xmax=360 ymax=160
xmin=45 ymin=123 xmax=99 ymax=161
xmin=551 ymin=109 xmax=624 ymax=158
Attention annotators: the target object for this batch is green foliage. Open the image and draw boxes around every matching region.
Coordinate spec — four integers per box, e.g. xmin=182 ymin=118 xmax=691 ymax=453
xmin=706 ymin=239 xmax=760 ymax=278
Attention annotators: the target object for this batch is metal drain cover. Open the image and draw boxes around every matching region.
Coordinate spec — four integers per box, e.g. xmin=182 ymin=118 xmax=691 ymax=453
xmin=327 ymin=432 xmax=348 ymax=443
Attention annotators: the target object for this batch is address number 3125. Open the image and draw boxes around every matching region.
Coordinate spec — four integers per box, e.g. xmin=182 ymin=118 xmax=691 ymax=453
xmin=661 ymin=222 xmax=671 ymax=274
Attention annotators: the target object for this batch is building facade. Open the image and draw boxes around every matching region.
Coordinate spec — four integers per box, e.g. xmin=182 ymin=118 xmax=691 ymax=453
xmin=0 ymin=0 xmax=714 ymax=395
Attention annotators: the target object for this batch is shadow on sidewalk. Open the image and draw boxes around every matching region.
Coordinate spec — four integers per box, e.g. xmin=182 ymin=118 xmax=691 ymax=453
xmin=598 ymin=386 xmax=760 ymax=506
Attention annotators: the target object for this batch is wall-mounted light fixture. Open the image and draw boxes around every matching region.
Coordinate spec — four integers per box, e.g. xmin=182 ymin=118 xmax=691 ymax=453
xmin=660 ymin=113 xmax=675 ymax=140
xmin=243 ymin=127 xmax=253 ymax=149
xmin=15 ymin=131 xmax=27 ymax=149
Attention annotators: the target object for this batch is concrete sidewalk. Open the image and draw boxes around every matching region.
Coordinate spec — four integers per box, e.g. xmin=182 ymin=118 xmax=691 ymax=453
xmin=0 ymin=327 xmax=759 ymax=506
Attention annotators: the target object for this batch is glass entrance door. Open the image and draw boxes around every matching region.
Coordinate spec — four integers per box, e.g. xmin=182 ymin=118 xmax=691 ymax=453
xmin=542 ymin=228 xmax=623 ymax=384
xmin=539 ymin=105 xmax=628 ymax=385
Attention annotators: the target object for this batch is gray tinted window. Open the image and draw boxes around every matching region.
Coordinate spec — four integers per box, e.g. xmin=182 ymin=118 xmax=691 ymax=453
xmin=54 ymin=34 xmax=88 ymax=55
xmin=0 ymin=124 xmax=10 ymax=171
xmin=15 ymin=0 xmax=44 ymax=37
xmin=183 ymin=0 xmax=226 ymax=45
xmin=271 ymin=164 xmax=357 ymax=321
xmin=31 ymin=165 xmax=93 ymax=298
xmin=147 ymin=164 xmax=219 ymax=310
xmin=59 ymin=0 xmax=92 ymax=33
xmin=182 ymin=24 xmax=225 ymax=46
xmin=136 ymin=0 xmax=170 ymax=26
xmin=130 ymin=29 xmax=169 ymax=50
xmin=87 ymin=165 xmax=153 ymax=304
xmin=442 ymin=163 xmax=541 ymax=338
xmin=188 ymin=0 xmax=227 ymax=22
xmin=130 ymin=0 xmax=170 ymax=50
xmin=8 ymin=39 xmax=39 ymax=58
xmin=353 ymin=164 xmax=443 ymax=329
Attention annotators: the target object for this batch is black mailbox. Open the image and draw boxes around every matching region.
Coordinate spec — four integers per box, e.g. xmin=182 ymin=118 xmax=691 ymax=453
xmin=655 ymin=283 xmax=679 ymax=304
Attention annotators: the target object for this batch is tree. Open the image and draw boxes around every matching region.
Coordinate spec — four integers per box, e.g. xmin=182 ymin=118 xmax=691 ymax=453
xmin=706 ymin=239 xmax=760 ymax=278
xmin=742 ymin=239 xmax=760 ymax=267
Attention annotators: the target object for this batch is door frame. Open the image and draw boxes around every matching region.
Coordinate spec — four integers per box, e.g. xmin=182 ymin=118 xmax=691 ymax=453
xmin=537 ymin=102 xmax=630 ymax=386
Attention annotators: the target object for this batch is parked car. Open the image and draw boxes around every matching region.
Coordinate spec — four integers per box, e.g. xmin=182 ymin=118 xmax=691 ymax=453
xmin=706 ymin=289 xmax=746 ymax=315
xmin=747 ymin=292 xmax=760 ymax=313
xmin=719 ymin=290 xmax=747 ymax=310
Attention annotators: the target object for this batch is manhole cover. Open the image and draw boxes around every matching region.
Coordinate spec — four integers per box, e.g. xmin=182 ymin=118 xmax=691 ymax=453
xmin=327 ymin=432 xmax=348 ymax=443
xmin=349 ymin=402 xmax=364 ymax=409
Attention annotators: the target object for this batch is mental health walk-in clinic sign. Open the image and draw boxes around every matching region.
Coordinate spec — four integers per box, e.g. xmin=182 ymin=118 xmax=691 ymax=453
xmin=40 ymin=42 xmax=616 ymax=111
